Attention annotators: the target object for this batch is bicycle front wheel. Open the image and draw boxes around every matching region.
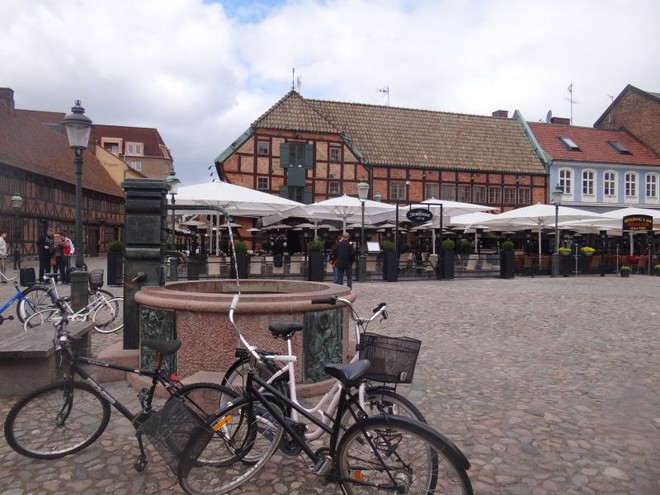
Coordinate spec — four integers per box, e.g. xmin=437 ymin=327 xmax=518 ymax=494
xmin=17 ymin=286 xmax=56 ymax=323
xmin=92 ymin=297 xmax=123 ymax=333
xmin=3 ymin=381 xmax=111 ymax=459
xmin=179 ymin=396 xmax=284 ymax=495
xmin=23 ymin=307 xmax=61 ymax=330
xmin=337 ymin=416 xmax=472 ymax=495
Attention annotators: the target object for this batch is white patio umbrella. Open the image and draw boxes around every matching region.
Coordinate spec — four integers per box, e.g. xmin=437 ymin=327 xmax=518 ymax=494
xmin=449 ymin=211 xmax=497 ymax=248
xmin=479 ymin=203 xmax=602 ymax=257
xmin=295 ymin=194 xmax=398 ymax=231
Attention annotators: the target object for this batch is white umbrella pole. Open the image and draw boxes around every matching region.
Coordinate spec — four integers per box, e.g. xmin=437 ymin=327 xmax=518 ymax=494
xmin=432 ymin=229 xmax=436 ymax=255
xmin=538 ymin=227 xmax=542 ymax=259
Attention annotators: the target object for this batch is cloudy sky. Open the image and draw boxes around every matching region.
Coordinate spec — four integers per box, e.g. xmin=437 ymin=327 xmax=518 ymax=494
xmin=2 ymin=0 xmax=659 ymax=187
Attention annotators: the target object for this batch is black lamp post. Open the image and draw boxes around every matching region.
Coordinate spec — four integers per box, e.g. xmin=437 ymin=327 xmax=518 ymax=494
xmin=11 ymin=193 xmax=23 ymax=270
xmin=165 ymin=171 xmax=180 ymax=248
xmin=357 ymin=181 xmax=369 ymax=282
xmin=551 ymin=184 xmax=564 ymax=278
xmin=62 ymin=101 xmax=92 ymax=311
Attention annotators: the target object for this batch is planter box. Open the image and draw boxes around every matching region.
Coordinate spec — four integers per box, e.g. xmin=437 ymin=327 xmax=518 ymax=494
xmin=230 ymin=252 xmax=248 ymax=279
xmin=439 ymin=249 xmax=455 ymax=280
xmin=500 ymin=250 xmax=515 ymax=279
xmin=107 ymin=250 xmax=124 ymax=286
xmin=307 ymin=250 xmax=324 ymax=282
xmin=382 ymin=250 xmax=398 ymax=282
xmin=620 ymin=270 xmax=630 ymax=278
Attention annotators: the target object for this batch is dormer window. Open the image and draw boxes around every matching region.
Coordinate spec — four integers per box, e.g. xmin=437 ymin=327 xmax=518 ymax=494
xmin=608 ymin=141 xmax=631 ymax=155
xmin=558 ymin=137 xmax=580 ymax=151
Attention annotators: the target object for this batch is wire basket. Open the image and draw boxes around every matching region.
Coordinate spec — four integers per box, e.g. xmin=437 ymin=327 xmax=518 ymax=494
xmin=141 ymin=398 xmax=214 ymax=478
xmin=88 ymin=269 xmax=104 ymax=290
xmin=359 ymin=332 xmax=421 ymax=384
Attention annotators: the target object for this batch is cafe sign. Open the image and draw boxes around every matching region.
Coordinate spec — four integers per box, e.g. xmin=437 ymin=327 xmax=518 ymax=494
xmin=622 ymin=214 xmax=653 ymax=232
xmin=406 ymin=208 xmax=434 ymax=224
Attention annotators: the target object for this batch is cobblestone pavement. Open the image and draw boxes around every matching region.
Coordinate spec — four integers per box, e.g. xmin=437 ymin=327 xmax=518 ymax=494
xmin=1 ymin=264 xmax=659 ymax=494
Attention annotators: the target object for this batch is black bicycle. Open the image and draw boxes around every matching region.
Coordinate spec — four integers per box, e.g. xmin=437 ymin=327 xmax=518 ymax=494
xmin=3 ymin=310 xmax=235 ymax=475
xmin=178 ymin=294 xmax=473 ymax=495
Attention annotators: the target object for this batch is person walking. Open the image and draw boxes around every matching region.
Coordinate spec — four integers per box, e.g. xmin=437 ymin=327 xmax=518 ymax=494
xmin=58 ymin=231 xmax=74 ymax=284
xmin=36 ymin=227 xmax=55 ymax=282
xmin=331 ymin=232 xmax=355 ymax=289
xmin=0 ymin=231 xmax=7 ymax=281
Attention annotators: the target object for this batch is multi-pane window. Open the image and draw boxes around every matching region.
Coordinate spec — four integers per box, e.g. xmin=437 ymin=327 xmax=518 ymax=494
xmin=488 ymin=186 xmax=501 ymax=204
xmin=558 ymin=169 xmax=572 ymax=194
xmin=390 ymin=182 xmax=406 ymax=200
xmin=440 ymin=185 xmax=455 ymax=200
xmin=329 ymin=146 xmax=341 ymax=162
xmin=126 ymin=142 xmax=143 ymax=156
xmin=625 ymin=172 xmax=638 ymax=197
xmin=256 ymin=176 xmax=269 ymax=190
xmin=424 ymin=183 xmax=439 ymax=200
xmin=604 ymin=171 xmax=616 ymax=196
xmin=503 ymin=187 xmax=517 ymax=204
xmin=582 ymin=170 xmax=595 ymax=196
xmin=458 ymin=185 xmax=471 ymax=202
xmin=127 ymin=160 xmax=142 ymax=172
xmin=518 ymin=187 xmax=531 ymax=205
xmin=472 ymin=186 xmax=486 ymax=204
xmin=646 ymin=174 xmax=658 ymax=199
xmin=328 ymin=181 xmax=340 ymax=195
xmin=257 ymin=140 xmax=270 ymax=156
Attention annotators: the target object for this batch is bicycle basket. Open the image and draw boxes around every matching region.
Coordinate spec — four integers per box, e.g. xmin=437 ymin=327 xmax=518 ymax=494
xmin=359 ymin=333 xmax=421 ymax=384
xmin=141 ymin=398 xmax=214 ymax=478
xmin=88 ymin=269 xmax=104 ymax=290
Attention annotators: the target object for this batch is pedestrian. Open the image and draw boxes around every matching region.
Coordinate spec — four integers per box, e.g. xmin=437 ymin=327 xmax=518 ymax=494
xmin=0 ymin=230 xmax=7 ymax=281
xmin=330 ymin=231 xmax=355 ymax=289
xmin=36 ymin=227 xmax=55 ymax=282
xmin=59 ymin=231 xmax=74 ymax=284
xmin=329 ymin=234 xmax=342 ymax=282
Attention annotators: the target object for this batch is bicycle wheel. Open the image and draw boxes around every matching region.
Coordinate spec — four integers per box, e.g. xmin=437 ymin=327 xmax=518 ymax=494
xmin=16 ymin=286 xmax=56 ymax=323
xmin=222 ymin=356 xmax=288 ymax=397
xmin=89 ymin=289 xmax=115 ymax=306
xmin=23 ymin=307 xmax=62 ymax=330
xmin=336 ymin=416 xmax=472 ymax=495
xmin=343 ymin=387 xmax=427 ymax=427
xmin=179 ymin=395 xmax=284 ymax=495
xmin=4 ymin=381 xmax=111 ymax=460
xmin=92 ymin=297 xmax=123 ymax=333
xmin=172 ymin=382 xmax=237 ymax=421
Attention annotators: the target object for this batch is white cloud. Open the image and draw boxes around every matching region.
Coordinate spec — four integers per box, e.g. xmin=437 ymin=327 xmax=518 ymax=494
xmin=1 ymin=0 xmax=659 ymax=186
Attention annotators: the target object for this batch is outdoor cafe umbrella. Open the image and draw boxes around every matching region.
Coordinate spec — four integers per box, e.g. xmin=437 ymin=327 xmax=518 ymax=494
xmin=478 ymin=203 xmax=601 ymax=257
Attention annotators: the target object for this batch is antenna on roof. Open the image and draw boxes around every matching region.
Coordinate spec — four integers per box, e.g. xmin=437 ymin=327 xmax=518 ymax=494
xmin=296 ymin=75 xmax=302 ymax=93
xmin=378 ymin=86 xmax=390 ymax=106
xmin=607 ymin=94 xmax=615 ymax=129
xmin=292 ymin=68 xmax=296 ymax=91
xmin=565 ymin=83 xmax=578 ymax=124
xmin=546 ymin=110 xmax=552 ymax=123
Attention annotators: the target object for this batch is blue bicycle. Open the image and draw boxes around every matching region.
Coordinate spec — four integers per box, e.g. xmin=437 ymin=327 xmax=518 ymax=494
xmin=0 ymin=273 xmax=54 ymax=325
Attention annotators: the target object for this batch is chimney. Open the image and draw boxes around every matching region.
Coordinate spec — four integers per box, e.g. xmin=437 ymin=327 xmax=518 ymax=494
xmin=492 ymin=110 xmax=508 ymax=118
xmin=550 ymin=116 xmax=571 ymax=125
xmin=0 ymin=88 xmax=15 ymax=116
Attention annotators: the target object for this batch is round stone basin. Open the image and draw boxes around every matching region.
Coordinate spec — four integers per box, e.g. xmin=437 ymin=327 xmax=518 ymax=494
xmin=135 ymin=280 xmax=355 ymax=387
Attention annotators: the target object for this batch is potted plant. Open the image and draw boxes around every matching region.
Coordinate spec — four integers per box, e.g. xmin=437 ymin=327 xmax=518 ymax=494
xmin=654 ymin=264 xmax=660 ymax=276
xmin=438 ymin=239 xmax=455 ymax=280
xmin=106 ymin=240 xmax=124 ymax=286
xmin=500 ymin=240 xmax=515 ymax=279
xmin=580 ymin=246 xmax=595 ymax=256
xmin=558 ymin=247 xmax=571 ymax=256
xmin=307 ymin=237 xmax=325 ymax=281
xmin=231 ymin=239 xmax=248 ymax=279
xmin=620 ymin=265 xmax=631 ymax=277
xmin=381 ymin=240 xmax=398 ymax=282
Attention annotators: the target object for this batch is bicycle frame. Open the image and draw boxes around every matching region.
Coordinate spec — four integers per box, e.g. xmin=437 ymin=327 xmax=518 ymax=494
xmin=0 ymin=285 xmax=28 ymax=314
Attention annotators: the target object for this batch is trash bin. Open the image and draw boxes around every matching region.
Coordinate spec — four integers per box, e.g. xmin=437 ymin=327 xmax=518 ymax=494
xmin=168 ymin=256 xmax=178 ymax=281
xmin=187 ymin=256 xmax=201 ymax=280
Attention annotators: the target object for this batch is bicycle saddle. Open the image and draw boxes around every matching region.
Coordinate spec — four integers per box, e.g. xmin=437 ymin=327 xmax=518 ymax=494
xmin=269 ymin=322 xmax=304 ymax=339
xmin=142 ymin=340 xmax=181 ymax=355
xmin=324 ymin=360 xmax=371 ymax=388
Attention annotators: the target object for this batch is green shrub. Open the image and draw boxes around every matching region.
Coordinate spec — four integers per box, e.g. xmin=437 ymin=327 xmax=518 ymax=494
xmin=233 ymin=239 xmax=247 ymax=252
xmin=381 ymin=240 xmax=396 ymax=251
xmin=108 ymin=240 xmax=123 ymax=252
xmin=441 ymin=239 xmax=455 ymax=250
xmin=501 ymin=240 xmax=515 ymax=251
xmin=456 ymin=239 xmax=474 ymax=253
xmin=308 ymin=238 xmax=325 ymax=250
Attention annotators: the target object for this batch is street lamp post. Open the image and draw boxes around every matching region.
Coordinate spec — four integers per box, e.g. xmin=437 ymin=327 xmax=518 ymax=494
xmin=551 ymin=184 xmax=564 ymax=278
xmin=11 ymin=193 xmax=23 ymax=270
xmin=62 ymin=101 xmax=92 ymax=311
xmin=165 ymin=171 xmax=180 ymax=248
xmin=357 ymin=181 xmax=369 ymax=282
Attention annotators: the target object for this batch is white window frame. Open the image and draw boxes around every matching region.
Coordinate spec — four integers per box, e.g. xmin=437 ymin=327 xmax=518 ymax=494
xmin=582 ymin=169 xmax=596 ymax=202
xmin=424 ymin=183 xmax=439 ymax=200
xmin=127 ymin=160 xmax=142 ymax=172
xmin=126 ymin=142 xmax=144 ymax=157
xmin=329 ymin=146 xmax=341 ymax=162
xmin=624 ymin=172 xmax=638 ymax=201
xmin=558 ymin=168 xmax=573 ymax=198
xmin=328 ymin=181 xmax=340 ymax=195
xmin=256 ymin=176 xmax=269 ymax=190
xmin=390 ymin=182 xmax=407 ymax=201
xmin=603 ymin=170 xmax=617 ymax=203
xmin=257 ymin=140 xmax=270 ymax=156
xmin=646 ymin=173 xmax=659 ymax=203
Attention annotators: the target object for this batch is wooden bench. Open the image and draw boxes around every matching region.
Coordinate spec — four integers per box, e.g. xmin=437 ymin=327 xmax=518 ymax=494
xmin=0 ymin=321 xmax=94 ymax=396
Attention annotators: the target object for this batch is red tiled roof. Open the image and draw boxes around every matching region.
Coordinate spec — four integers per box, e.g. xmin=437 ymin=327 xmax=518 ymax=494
xmin=93 ymin=124 xmax=170 ymax=158
xmin=528 ymin=122 xmax=660 ymax=166
xmin=253 ymin=91 xmax=545 ymax=174
xmin=0 ymin=109 xmax=124 ymax=197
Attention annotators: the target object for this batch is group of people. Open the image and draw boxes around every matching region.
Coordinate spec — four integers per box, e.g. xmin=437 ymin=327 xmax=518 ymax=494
xmin=329 ymin=231 xmax=356 ymax=289
xmin=36 ymin=228 xmax=75 ymax=284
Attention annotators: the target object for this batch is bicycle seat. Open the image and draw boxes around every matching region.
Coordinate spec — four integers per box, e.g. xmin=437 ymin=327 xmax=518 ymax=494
xmin=142 ymin=340 xmax=182 ymax=355
xmin=324 ymin=360 xmax=371 ymax=388
xmin=269 ymin=322 xmax=304 ymax=339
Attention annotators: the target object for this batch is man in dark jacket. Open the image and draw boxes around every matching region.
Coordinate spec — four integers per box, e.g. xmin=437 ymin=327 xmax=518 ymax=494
xmin=36 ymin=227 xmax=55 ymax=282
xmin=331 ymin=232 xmax=355 ymax=289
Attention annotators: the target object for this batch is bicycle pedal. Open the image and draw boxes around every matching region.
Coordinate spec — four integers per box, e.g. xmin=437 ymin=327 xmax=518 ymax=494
xmin=312 ymin=455 xmax=333 ymax=476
